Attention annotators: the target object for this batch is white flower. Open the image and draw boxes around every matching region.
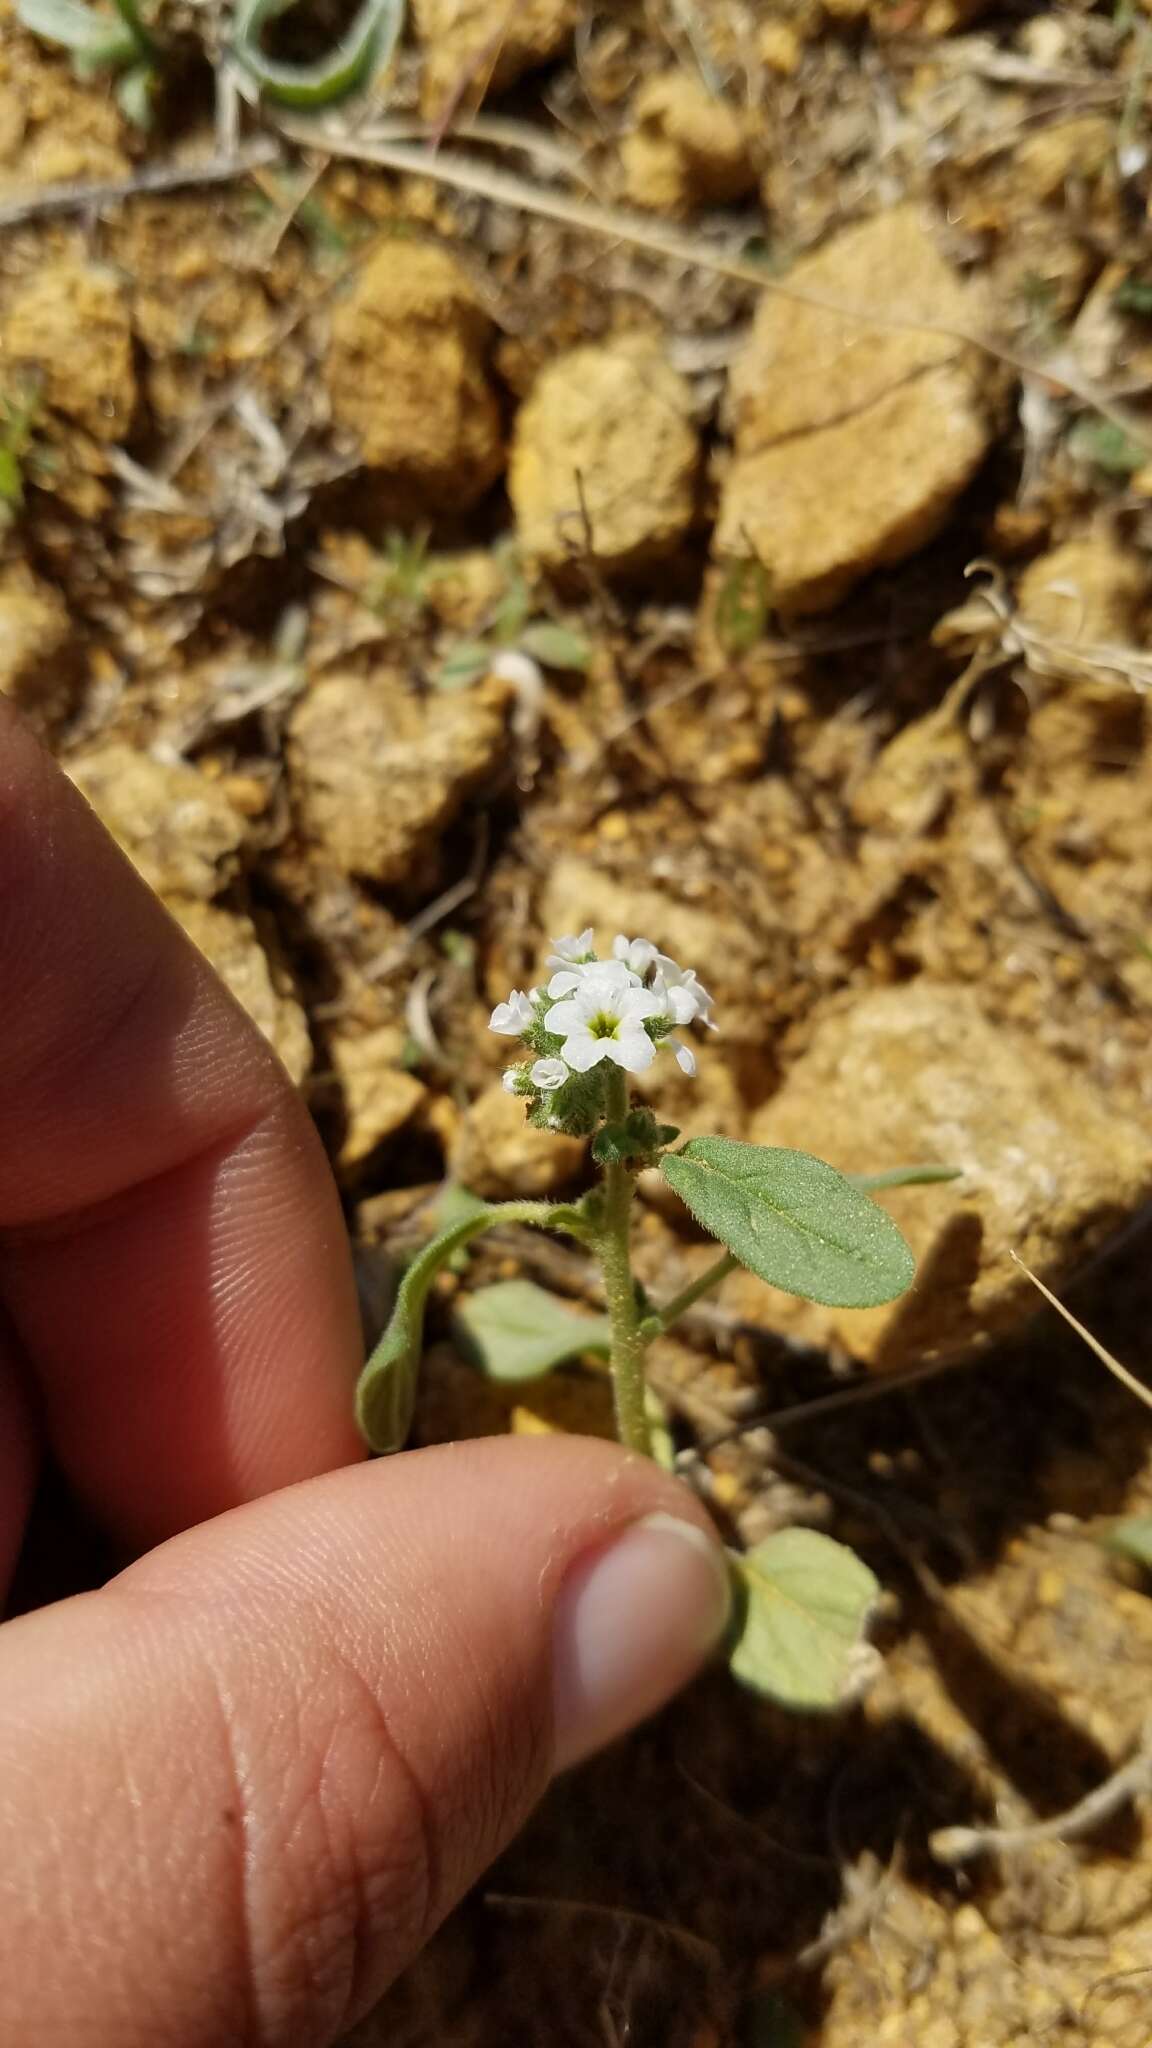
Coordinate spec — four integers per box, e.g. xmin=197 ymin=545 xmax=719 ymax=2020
xmin=549 ymin=959 xmax=642 ymax=1000
xmin=650 ymin=971 xmax=697 ymax=1027
xmin=529 ymin=1056 xmax=569 ymax=1090
xmin=546 ymin=967 xmax=586 ymax=999
xmin=669 ymin=1038 xmax=697 ymax=1076
xmin=612 ymin=933 xmax=659 ymax=976
xmin=546 ymin=929 xmax=596 ymax=969
xmin=654 ymin=954 xmax=717 ymax=1029
xmin=502 ymin=1067 xmax=524 ymax=1094
xmin=489 ymin=990 xmax=535 ymax=1036
xmin=544 ymin=962 xmax=664 ymax=1074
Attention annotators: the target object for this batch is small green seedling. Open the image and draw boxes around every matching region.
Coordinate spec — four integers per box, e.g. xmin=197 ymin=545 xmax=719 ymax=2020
xmin=17 ymin=0 xmax=161 ymax=124
xmin=17 ymin=0 xmax=405 ymax=116
xmin=0 ymin=382 xmax=44 ymax=526
xmin=437 ymin=543 xmax=591 ymax=690
xmin=1066 ymin=414 xmax=1148 ymax=479
xmin=713 ymin=552 xmax=773 ymax=657
xmin=356 ymin=929 xmax=955 ymax=1710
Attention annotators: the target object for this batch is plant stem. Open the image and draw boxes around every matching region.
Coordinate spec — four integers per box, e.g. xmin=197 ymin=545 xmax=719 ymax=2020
xmin=597 ymin=1068 xmax=651 ymax=1456
xmin=639 ymin=1250 xmax=738 ymax=1340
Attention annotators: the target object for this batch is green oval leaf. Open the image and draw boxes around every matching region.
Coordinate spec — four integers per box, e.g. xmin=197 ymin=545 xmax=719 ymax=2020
xmin=435 ymin=640 xmax=491 ymax=691
xmin=728 ymin=1528 xmax=880 ymax=1710
xmin=660 ymin=1137 xmax=915 ymax=1308
xmin=517 ymin=621 xmax=593 ymax=671
xmin=232 ymin=0 xmax=404 ymax=109
xmin=1106 ymin=1517 xmax=1152 ymax=1574
xmin=452 ymin=1279 xmax=611 ymax=1384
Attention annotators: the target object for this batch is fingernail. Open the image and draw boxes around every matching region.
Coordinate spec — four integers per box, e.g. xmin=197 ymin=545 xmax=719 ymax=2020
xmin=551 ymin=1512 xmax=731 ymax=1771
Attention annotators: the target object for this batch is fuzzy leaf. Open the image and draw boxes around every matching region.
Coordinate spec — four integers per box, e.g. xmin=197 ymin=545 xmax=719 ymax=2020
xmin=355 ymin=1212 xmax=493 ymax=1452
xmin=661 ymin=1137 xmax=915 ymax=1308
xmin=452 ymin=1279 xmax=611 ymax=1383
xmin=355 ymin=1200 xmax=571 ymax=1450
xmin=592 ymin=1109 xmax=679 ymax=1168
xmin=232 ymin=0 xmax=404 ymax=108
xmin=1106 ymin=1518 xmax=1152 ymax=1574
xmin=518 ymin=621 xmax=593 ymax=671
xmin=728 ymin=1528 xmax=880 ymax=1709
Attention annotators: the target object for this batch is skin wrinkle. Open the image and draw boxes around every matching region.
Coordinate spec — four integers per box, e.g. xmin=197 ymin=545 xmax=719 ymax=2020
xmin=196 ymin=1613 xmax=440 ymax=2043
xmin=307 ymin=1653 xmax=437 ymax=2031
xmin=0 ymin=1095 xmax=273 ymax=1251
xmin=104 ymin=1557 xmax=442 ymax=2042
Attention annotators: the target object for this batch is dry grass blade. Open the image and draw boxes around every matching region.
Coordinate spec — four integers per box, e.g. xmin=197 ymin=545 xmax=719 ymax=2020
xmin=274 ymin=122 xmax=1152 ymax=453
xmin=1010 ymin=1252 xmax=1152 ymax=1412
xmin=0 ymin=142 xmax=280 ymax=228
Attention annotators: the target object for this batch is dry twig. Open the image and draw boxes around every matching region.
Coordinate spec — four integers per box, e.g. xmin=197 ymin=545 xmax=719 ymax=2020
xmin=932 ymin=1718 xmax=1152 ymax=1866
xmin=0 ymin=143 xmax=279 ymax=229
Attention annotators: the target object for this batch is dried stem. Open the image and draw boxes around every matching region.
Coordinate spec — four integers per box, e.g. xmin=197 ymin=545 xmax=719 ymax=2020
xmin=932 ymin=1718 xmax=1152 ymax=1865
xmin=0 ymin=143 xmax=279 ymax=229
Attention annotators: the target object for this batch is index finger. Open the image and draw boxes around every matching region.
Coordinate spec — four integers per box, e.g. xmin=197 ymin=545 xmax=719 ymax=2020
xmin=0 ymin=705 xmax=362 ymax=1549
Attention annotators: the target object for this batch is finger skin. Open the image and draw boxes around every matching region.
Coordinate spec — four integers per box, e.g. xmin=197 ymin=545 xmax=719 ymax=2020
xmin=0 ymin=1341 xmax=36 ymax=1592
xmin=0 ymin=703 xmax=362 ymax=1545
xmin=0 ymin=1437 xmax=719 ymax=2048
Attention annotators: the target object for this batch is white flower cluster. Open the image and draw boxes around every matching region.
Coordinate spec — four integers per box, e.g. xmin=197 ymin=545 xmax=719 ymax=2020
xmin=490 ymin=929 xmax=716 ymax=1089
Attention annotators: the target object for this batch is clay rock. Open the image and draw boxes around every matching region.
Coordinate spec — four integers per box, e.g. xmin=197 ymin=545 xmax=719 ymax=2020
xmin=1016 ymin=535 xmax=1148 ymax=647
xmin=716 ymin=207 xmax=993 ymax=613
xmin=325 ymin=241 xmax=503 ymax=510
xmin=65 ymin=744 xmax=247 ymax=902
xmin=622 ymin=72 xmax=755 ymax=214
xmin=721 ymin=983 xmax=1152 ymax=1370
xmin=171 ymin=899 xmax=312 ymax=1085
xmin=330 ymin=1023 xmax=428 ymax=1170
xmin=450 ymin=1081 xmax=584 ymax=1198
xmin=413 ymin=0 xmax=578 ymax=110
xmin=509 ymin=334 xmax=699 ymax=572
xmin=1 ymin=261 xmax=135 ymax=442
xmin=1016 ymin=535 xmax=1150 ymax=766
xmin=287 ymin=670 xmax=510 ymax=886
xmin=0 ymin=566 xmax=75 ymax=734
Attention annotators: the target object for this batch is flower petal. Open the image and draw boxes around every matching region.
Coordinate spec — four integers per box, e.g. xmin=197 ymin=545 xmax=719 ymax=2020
xmin=529 ymin=1056 xmax=569 ymax=1090
xmin=489 ymin=991 xmax=534 ymax=1035
xmin=606 ymin=1030 xmax=656 ymax=1073
xmin=562 ymin=1030 xmax=609 ymax=1072
xmin=620 ymin=989 xmax=666 ymax=1023
xmin=547 ymin=928 xmax=595 ymax=965
xmin=671 ymin=1038 xmax=697 ymax=1076
xmin=666 ymin=986 xmax=697 ymax=1025
xmin=542 ymin=996 xmax=583 ymax=1035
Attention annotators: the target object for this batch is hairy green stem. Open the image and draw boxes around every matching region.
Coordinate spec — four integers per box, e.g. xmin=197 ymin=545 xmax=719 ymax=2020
xmin=639 ymin=1250 xmax=738 ymax=1340
xmin=596 ymin=1068 xmax=651 ymax=1456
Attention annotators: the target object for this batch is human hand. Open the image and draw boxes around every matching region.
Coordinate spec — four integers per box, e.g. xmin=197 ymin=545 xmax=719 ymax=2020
xmin=0 ymin=704 xmax=730 ymax=2048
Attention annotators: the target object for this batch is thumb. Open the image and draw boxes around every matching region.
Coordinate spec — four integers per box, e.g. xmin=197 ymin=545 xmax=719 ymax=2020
xmin=0 ymin=1435 xmax=729 ymax=2048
